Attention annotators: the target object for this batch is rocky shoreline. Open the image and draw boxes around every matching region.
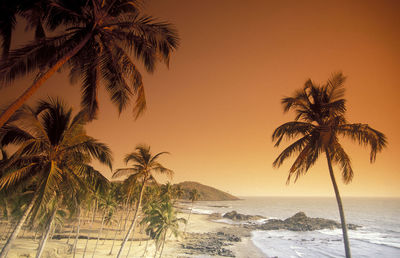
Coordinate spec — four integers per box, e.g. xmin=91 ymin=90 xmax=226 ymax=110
xmin=178 ymin=210 xmax=361 ymax=257
xmin=182 ymin=231 xmax=241 ymax=257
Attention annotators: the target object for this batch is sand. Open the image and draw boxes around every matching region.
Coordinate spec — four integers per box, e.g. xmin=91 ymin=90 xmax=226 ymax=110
xmin=1 ymin=213 xmax=267 ymax=258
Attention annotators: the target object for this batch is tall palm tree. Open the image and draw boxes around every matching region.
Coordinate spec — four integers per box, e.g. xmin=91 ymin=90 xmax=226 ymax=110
xmin=272 ymin=72 xmax=387 ymax=258
xmin=0 ymin=0 xmax=180 ymax=127
xmin=112 ymin=144 xmax=173 ymax=258
xmin=183 ymin=189 xmax=199 ymax=234
xmin=0 ymin=97 xmax=113 ymax=258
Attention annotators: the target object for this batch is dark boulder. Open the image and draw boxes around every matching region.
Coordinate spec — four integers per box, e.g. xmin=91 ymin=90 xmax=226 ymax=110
xmin=223 ymin=211 xmax=265 ymax=221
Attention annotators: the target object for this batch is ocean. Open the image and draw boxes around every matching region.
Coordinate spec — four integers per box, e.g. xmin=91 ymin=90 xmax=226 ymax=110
xmin=189 ymin=197 xmax=400 ymax=258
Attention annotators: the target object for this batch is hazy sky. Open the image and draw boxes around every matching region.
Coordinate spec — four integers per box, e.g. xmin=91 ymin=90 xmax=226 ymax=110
xmin=2 ymin=0 xmax=400 ymax=197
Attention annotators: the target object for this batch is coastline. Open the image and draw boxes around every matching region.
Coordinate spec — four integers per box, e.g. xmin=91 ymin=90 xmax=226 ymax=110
xmin=3 ymin=213 xmax=267 ymax=257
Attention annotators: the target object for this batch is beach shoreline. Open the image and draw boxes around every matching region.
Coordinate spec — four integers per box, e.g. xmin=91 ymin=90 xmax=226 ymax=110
xmin=2 ymin=212 xmax=267 ymax=258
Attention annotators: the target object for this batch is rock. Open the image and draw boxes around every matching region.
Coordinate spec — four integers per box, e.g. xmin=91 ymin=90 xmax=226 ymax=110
xmin=246 ymin=211 xmax=360 ymax=231
xmin=223 ymin=210 xmax=265 ymax=221
xmin=182 ymin=232 xmax=240 ymax=257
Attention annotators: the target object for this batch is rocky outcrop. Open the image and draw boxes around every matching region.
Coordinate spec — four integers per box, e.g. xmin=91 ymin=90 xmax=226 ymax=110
xmin=182 ymin=232 xmax=241 ymax=257
xmin=246 ymin=212 xmax=359 ymax=231
xmin=223 ymin=211 xmax=265 ymax=221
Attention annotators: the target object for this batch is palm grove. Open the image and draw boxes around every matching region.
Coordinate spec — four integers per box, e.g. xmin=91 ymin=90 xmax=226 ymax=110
xmin=0 ymin=1 xmax=387 ymax=258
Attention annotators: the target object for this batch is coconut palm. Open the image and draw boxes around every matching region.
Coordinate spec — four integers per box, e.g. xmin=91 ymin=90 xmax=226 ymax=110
xmin=112 ymin=144 xmax=173 ymax=258
xmin=173 ymin=185 xmax=184 ymax=201
xmin=272 ymin=72 xmax=387 ymax=258
xmin=141 ymin=200 xmax=185 ymax=258
xmin=0 ymin=0 xmax=180 ymax=127
xmin=0 ymin=97 xmax=113 ymax=257
xmin=183 ymin=189 xmax=199 ymax=234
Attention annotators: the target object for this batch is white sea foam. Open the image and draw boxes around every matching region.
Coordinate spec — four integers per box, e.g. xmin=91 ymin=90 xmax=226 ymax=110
xmin=190 ymin=208 xmax=214 ymax=215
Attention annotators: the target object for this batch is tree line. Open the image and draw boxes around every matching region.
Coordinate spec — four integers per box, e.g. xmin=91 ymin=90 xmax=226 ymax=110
xmin=0 ymin=1 xmax=387 ymax=258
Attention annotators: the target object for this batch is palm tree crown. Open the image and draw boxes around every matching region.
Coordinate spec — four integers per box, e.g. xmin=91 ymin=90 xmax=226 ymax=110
xmin=272 ymin=72 xmax=386 ymax=184
xmin=0 ymin=0 xmax=179 ymax=127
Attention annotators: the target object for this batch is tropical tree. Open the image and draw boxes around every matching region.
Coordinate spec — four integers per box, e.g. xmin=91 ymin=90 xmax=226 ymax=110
xmin=173 ymin=185 xmax=184 ymax=201
xmin=141 ymin=200 xmax=185 ymax=258
xmin=0 ymin=0 xmax=180 ymax=127
xmin=112 ymin=144 xmax=173 ymax=258
xmin=272 ymin=72 xmax=387 ymax=258
xmin=0 ymin=97 xmax=113 ymax=257
xmin=183 ymin=189 xmax=199 ymax=234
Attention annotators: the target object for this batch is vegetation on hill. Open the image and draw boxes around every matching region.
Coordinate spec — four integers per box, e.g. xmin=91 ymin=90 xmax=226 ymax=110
xmin=176 ymin=181 xmax=239 ymax=201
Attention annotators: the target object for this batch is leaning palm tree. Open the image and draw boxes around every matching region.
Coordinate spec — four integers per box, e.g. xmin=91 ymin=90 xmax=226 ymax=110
xmin=0 ymin=97 xmax=113 ymax=258
xmin=112 ymin=144 xmax=173 ymax=258
xmin=272 ymin=72 xmax=387 ymax=258
xmin=0 ymin=0 xmax=180 ymax=127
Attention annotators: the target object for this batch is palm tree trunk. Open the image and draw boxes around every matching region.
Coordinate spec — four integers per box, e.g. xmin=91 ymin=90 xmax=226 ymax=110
xmin=91 ymin=198 xmax=98 ymax=225
xmin=102 ymin=224 xmax=110 ymax=244
xmin=0 ymin=31 xmax=94 ymax=128
xmin=4 ymin=199 xmax=11 ymax=222
xmin=72 ymin=208 xmax=82 ymax=258
xmin=109 ymin=212 xmax=123 ymax=255
xmin=126 ymin=221 xmax=137 ymax=258
xmin=142 ymin=238 xmax=149 ymax=257
xmin=116 ymin=180 xmax=146 ymax=258
xmin=122 ymin=202 xmax=132 ymax=231
xmin=92 ymin=210 xmax=106 ymax=258
xmin=66 ymin=224 xmax=74 ymax=245
xmin=35 ymin=207 xmax=57 ymax=258
xmin=325 ymin=149 xmax=351 ymax=258
xmin=0 ymin=191 xmax=39 ymax=258
xmin=184 ymin=202 xmax=194 ymax=235
xmin=83 ymin=231 xmax=91 ymax=258
xmin=159 ymin=231 xmax=167 ymax=258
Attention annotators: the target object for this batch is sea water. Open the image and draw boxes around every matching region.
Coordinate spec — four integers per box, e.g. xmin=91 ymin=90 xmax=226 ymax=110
xmin=188 ymin=197 xmax=400 ymax=257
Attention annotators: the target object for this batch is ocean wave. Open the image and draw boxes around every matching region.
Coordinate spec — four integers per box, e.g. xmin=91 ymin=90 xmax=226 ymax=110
xmin=213 ymin=217 xmax=269 ymax=225
xmin=318 ymin=228 xmax=400 ymax=249
xmin=191 ymin=208 xmax=214 ymax=215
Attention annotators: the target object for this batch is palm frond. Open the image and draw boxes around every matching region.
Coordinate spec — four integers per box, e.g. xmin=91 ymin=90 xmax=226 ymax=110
xmin=273 ymin=135 xmax=310 ymax=168
xmin=330 ymin=142 xmax=353 ymax=183
xmin=112 ymin=168 xmax=139 ymax=178
xmin=0 ymin=163 xmax=38 ymax=190
xmin=272 ymin=121 xmax=315 ymax=147
xmin=337 ymin=123 xmax=387 ymax=162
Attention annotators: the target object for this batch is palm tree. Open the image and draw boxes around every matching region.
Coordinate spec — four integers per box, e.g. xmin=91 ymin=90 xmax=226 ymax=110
xmin=272 ymin=72 xmax=387 ymax=258
xmin=0 ymin=0 xmax=180 ymax=127
xmin=112 ymin=144 xmax=173 ymax=258
xmin=141 ymin=201 xmax=185 ymax=258
xmin=173 ymin=185 xmax=184 ymax=201
xmin=184 ymin=189 xmax=199 ymax=234
xmin=0 ymin=97 xmax=113 ymax=258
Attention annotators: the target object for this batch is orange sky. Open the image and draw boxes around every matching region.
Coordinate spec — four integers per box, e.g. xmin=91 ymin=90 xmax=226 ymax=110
xmin=2 ymin=0 xmax=400 ymax=197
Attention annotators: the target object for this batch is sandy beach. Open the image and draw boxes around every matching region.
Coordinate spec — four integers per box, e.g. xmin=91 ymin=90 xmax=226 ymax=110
xmin=2 ymin=212 xmax=267 ymax=258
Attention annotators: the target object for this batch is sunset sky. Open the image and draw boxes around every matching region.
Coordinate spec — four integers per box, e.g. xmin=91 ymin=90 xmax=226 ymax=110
xmin=2 ymin=0 xmax=399 ymax=197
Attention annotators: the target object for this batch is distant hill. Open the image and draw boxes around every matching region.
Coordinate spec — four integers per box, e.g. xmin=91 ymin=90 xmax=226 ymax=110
xmin=176 ymin=181 xmax=240 ymax=201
